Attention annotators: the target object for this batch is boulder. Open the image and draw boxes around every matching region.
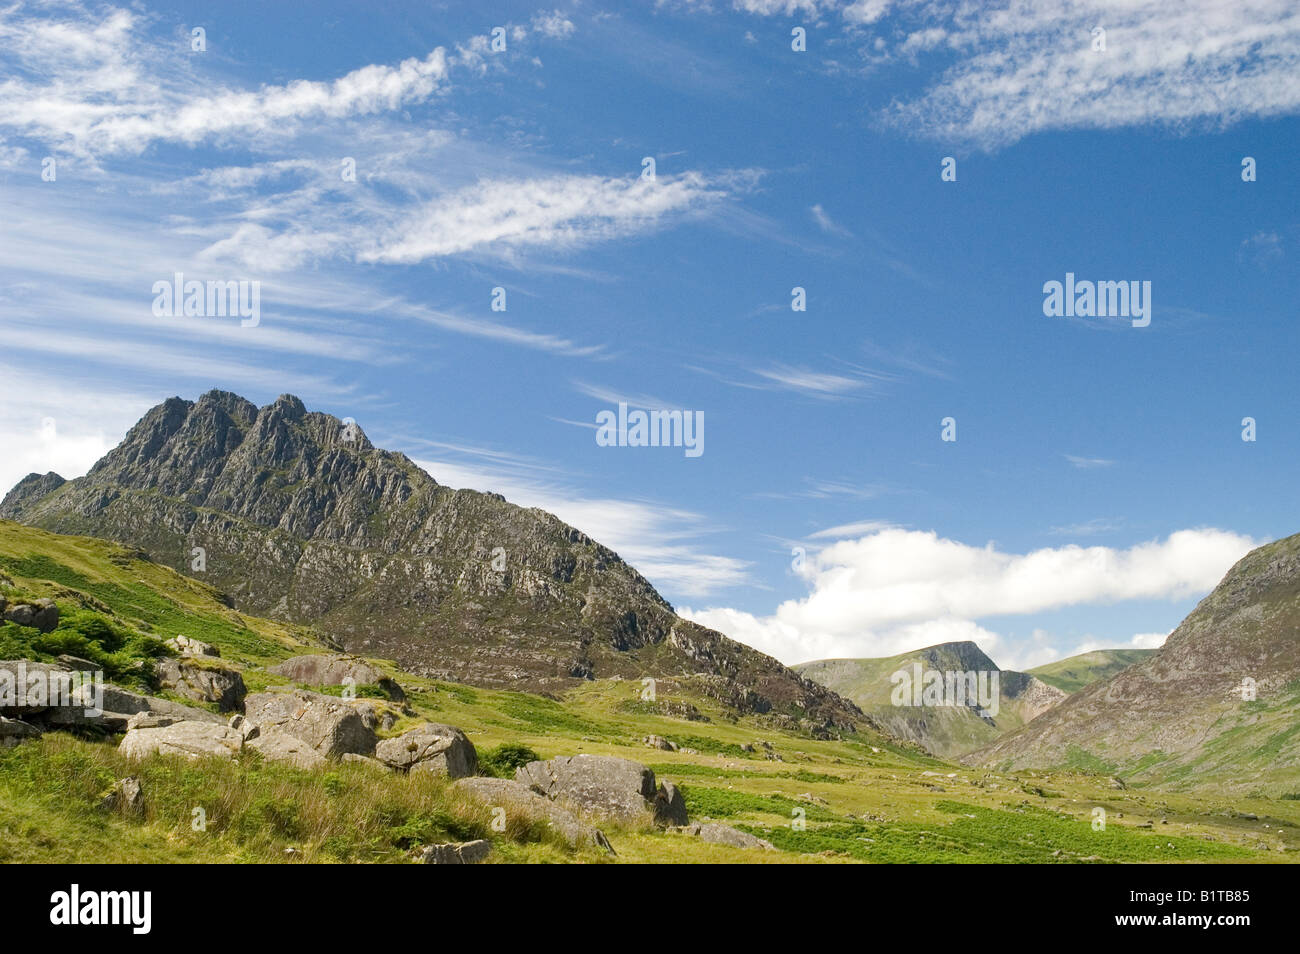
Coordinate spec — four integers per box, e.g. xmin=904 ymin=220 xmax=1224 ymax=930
xmin=415 ymin=840 xmax=491 ymax=864
xmin=165 ymin=636 xmax=220 ymax=658
xmin=679 ymin=821 xmax=775 ymax=850
xmin=0 ymin=660 xmax=77 ymax=715
xmin=245 ymin=728 xmax=328 ymax=769
xmin=341 ymin=752 xmax=390 ymax=770
xmin=515 ymin=755 xmax=686 ymax=826
xmin=156 ymin=658 xmax=246 ymax=711
xmin=51 ymin=683 xmax=225 ymax=728
xmin=654 ymin=779 xmax=689 ymax=827
xmin=2 ymin=598 xmax=58 ymax=633
xmin=119 ymin=721 xmax=244 ymax=761
xmin=0 ymin=716 xmax=40 ymax=748
xmin=268 ymin=654 xmax=406 ymax=702
xmin=454 ymin=777 xmax=614 ymax=852
xmin=644 ymin=734 xmax=678 ymax=751
xmin=375 ymin=723 xmax=476 ymax=777
xmin=99 ymin=776 xmax=144 ymax=816
xmin=242 ymin=689 xmax=377 ymax=758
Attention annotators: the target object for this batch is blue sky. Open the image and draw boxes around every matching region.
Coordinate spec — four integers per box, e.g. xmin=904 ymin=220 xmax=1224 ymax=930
xmin=1 ymin=0 xmax=1297 ymax=669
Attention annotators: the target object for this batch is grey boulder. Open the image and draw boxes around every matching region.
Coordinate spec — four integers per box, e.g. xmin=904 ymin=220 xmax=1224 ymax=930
xmin=268 ymin=654 xmax=406 ymax=702
xmin=245 ymin=728 xmax=328 ymax=769
xmin=156 ymin=658 xmax=246 ymax=711
xmin=454 ymin=777 xmax=614 ymax=852
xmin=119 ymin=721 xmax=244 ymax=761
xmin=242 ymin=689 xmax=377 ymax=758
xmin=2 ymin=598 xmax=58 ymax=632
xmin=679 ymin=821 xmax=775 ymax=850
xmin=415 ymin=839 xmax=491 ymax=864
xmin=375 ymin=722 xmax=476 ymax=777
xmin=515 ymin=755 xmax=687 ymax=826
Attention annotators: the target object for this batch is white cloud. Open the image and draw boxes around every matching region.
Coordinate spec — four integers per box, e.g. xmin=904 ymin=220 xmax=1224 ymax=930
xmin=682 ymin=526 xmax=1257 ymax=664
xmin=359 ymin=173 xmax=728 ymax=265
xmin=809 ymin=203 xmax=852 ymax=237
xmin=880 ymin=0 xmax=1300 ymax=149
xmin=0 ymin=4 xmax=450 ymax=157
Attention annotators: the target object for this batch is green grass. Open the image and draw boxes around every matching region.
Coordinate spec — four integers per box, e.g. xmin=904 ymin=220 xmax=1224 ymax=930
xmin=1 ymin=519 xmax=1296 ymax=865
xmin=748 ymin=801 xmax=1255 ymax=864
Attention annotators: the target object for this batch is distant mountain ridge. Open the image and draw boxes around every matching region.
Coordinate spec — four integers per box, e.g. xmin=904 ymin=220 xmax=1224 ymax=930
xmin=1026 ymin=649 xmax=1155 ymax=694
xmin=795 ymin=641 xmax=1067 ymax=758
xmin=1 ymin=390 xmax=863 ymax=731
xmin=971 ymin=532 xmax=1300 ymax=793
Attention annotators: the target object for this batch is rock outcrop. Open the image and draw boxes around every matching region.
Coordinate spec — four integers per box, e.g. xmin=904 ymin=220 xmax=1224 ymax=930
xmin=375 ymin=722 xmax=476 ymax=777
xmin=516 ymin=754 xmax=687 ymax=827
xmin=242 ymin=689 xmax=377 ymax=758
xmin=156 ymin=658 xmax=246 ymax=712
xmin=0 ymin=390 xmax=861 ymax=730
xmin=268 ymin=654 xmax=405 ymax=703
xmin=453 ymin=777 xmax=613 ymax=852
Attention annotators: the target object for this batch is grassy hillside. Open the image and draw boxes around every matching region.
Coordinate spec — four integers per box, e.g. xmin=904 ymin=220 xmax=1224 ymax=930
xmin=974 ymin=533 xmax=1300 ymax=795
xmin=795 ymin=643 xmax=1065 ymax=759
xmin=1028 ymin=650 xmax=1156 ymax=694
xmin=1 ymin=521 xmax=1295 ymax=864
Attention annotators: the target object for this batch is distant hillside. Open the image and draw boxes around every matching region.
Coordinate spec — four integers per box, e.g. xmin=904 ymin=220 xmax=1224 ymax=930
xmin=0 ymin=390 xmax=862 ymax=732
xmin=1028 ymin=649 xmax=1155 ymax=694
xmin=795 ymin=642 xmax=1066 ymax=759
xmin=971 ymin=533 xmax=1300 ymax=794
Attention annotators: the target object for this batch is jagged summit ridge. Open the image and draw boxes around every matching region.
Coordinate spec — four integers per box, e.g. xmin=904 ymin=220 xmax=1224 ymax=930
xmin=1 ymin=390 xmax=861 ymax=731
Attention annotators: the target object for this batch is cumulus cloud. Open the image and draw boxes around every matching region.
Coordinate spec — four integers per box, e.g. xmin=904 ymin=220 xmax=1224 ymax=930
xmin=682 ymin=526 xmax=1257 ymax=664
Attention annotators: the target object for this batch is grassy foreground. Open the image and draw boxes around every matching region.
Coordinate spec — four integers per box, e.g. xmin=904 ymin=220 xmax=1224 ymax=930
xmin=0 ymin=520 xmax=1296 ymax=864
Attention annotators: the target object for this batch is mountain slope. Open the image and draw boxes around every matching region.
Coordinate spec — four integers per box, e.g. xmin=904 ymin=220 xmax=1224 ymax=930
xmin=795 ymin=642 xmax=1066 ymax=758
xmin=1027 ymin=649 xmax=1155 ymax=694
xmin=971 ymin=533 xmax=1300 ymax=793
xmin=0 ymin=390 xmax=861 ymax=730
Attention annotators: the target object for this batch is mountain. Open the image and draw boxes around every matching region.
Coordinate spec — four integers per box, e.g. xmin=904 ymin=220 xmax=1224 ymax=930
xmin=794 ymin=641 xmax=1066 ymax=758
xmin=971 ymin=533 xmax=1300 ymax=793
xmin=1027 ymin=649 xmax=1155 ymax=694
xmin=0 ymin=390 xmax=861 ymax=731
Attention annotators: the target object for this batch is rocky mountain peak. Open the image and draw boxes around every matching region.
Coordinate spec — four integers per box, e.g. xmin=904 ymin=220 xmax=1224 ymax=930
xmin=0 ymin=391 xmax=862 ymax=730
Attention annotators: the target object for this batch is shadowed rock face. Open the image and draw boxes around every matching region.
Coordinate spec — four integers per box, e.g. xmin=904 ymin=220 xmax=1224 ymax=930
xmin=969 ymin=533 xmax=1300 ymax=789
xmin=1 ymin=390 xmax=862 ymax=730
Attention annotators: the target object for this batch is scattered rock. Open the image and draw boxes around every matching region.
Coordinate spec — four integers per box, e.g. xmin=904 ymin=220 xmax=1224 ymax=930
xmin=156 ymin=658 xmax=246 ymax=712
xmin=243 ymin=689 xmax=377 ymax=758
xmin=166 ymin=636 xmax=220 ymax=658
xmin=416 ymin=840 xmax=491 ymax=864
xmin=99 ymin=776 xmax=144 ymax=816
xmin=119 ymin=721 xmax=244 ymax=761
xmin=375 ymin=722 xmax=476 ymax=777
xmin=2 ymin=598 xmax=58 ymax=632
xmin=245 ymin=728 xmax=328 ymax=769
xmin=268 ymin=654 xmax=406 ymax=703
xmin=677 ymin=822 xmax=775 ymax=850
xmin=453 ymin=777 xmax=613 ymax=852
xmin=341 ymin=752 xmax=389 ymax=770
xmin=0 ymin=715 xmax=40 ymax=748
xmin=643 ymin=734 xmax=677 ymax=751
xmin=516 ymin=754 xmax=686 ymax=827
